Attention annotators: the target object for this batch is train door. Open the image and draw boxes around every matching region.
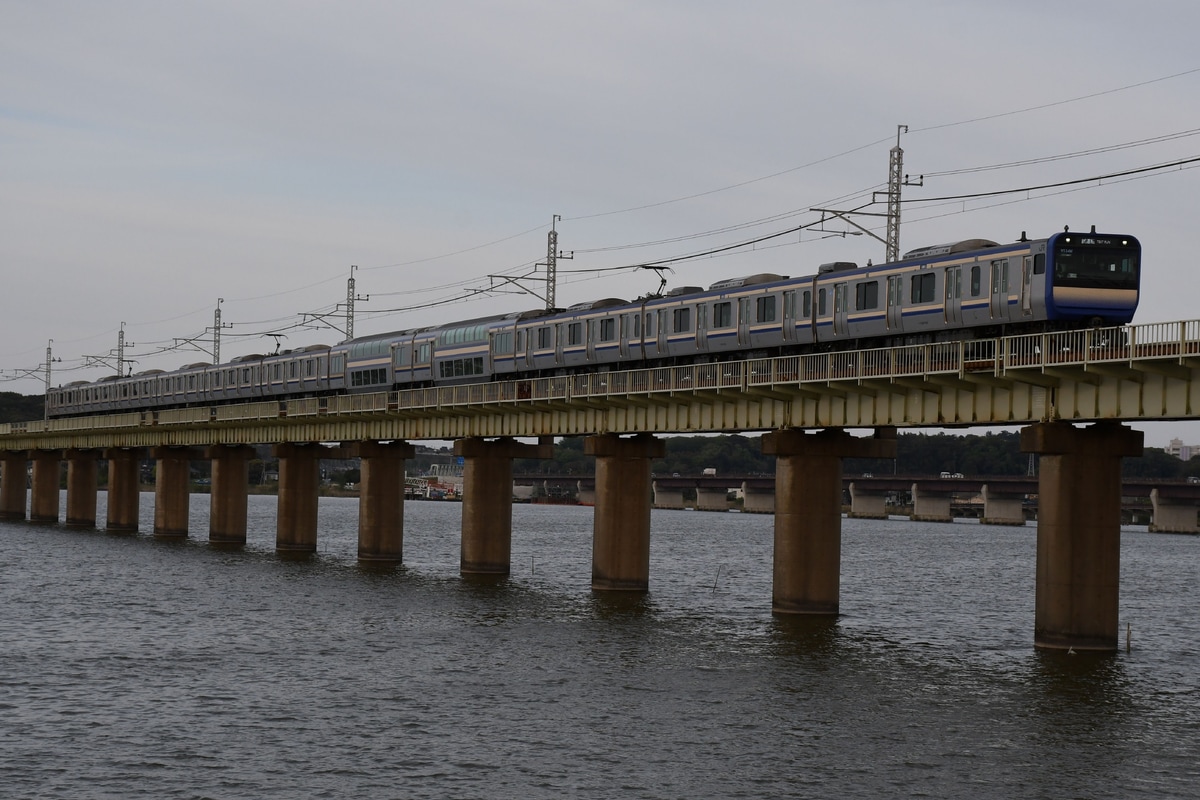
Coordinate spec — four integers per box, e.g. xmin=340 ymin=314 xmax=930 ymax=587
xmin=833 ymin=283 xmax=849 ymax=337
xmin=989 ymin=259 xmax=1009 ymax=320
xmin=1020 ymin=256 xmax=1034 ymax=316
xmin=554 ymin=323 xmax=565 ymax=365
xmin=586 ymin=319 xmax=596 ymax=362
xmin=695 ymin=303 xmax=708 ymax=348
xmin=516 ymin=328 xmax=529 ymax=369
xmin=656 ymin=309 xmax=668 ymax=353
xmin=619 ymin=314 xmax=631 ymax=359
xmin=737 ymin=297 xmax=751 ymax=346
xmin=944 ymin=265 xmax=962 ymax=325
xmin=886 ymin=275 xmax=903 ymax=330
xmin=782 ymin=290 xmax=798 ymax=342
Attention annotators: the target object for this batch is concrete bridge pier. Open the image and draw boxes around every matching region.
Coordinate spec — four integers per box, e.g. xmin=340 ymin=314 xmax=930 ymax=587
xmin=207 ymin=444 xmax=255 ymax=547
xmin=455 ymin=437 xmax=553 ymax=575
xmin=104 ymin=448 xmax=143 ymax=533
xmin=742 ymin=482 xmax=774 ymax=514
xmin=847 ymin=482 xmax=888 ymax=519
xmin=30 ymin=450 xmax=62 ymax=523
xmin=981 ymin=484 xmax=1027 ymax=526
xmin=357 ymin=440 xmax=416 ymax=567
xmin=652 ymin=482 xmax=685 ymax=510
xmin=695 ymin=486 xmax=730 ymax=512
xmin=911 ymin=484 xmax=953 ymax=522
xmin=1021 ymin=421 xmax=1143 ymax=651
xmin=0 ymin=452 xmax=27 ymax=521
xmin=586 ymin=433 xmax=666 ymax=591
xmin=1149 ymin=488 xmax=1200 ymax=534
xmin=152 ymin=446 xmax=195 ymax=539
xmin=65 ymin=449 xmax=100 ymax=528
xmin=274 ymin=443 xmax=321 ymax=557
xmin=763 ymin=427 xmax=896 ymax=615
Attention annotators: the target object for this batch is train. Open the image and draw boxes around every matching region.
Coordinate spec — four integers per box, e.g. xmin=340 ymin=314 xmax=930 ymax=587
xmin=47 ymin=227 xmax=1141 ymax=418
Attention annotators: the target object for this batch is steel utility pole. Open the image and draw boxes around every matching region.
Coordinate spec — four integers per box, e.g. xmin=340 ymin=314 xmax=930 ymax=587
xmin=486 ymin=215 xmax=572 ymax=310
xmin=885 ymin=125 xmax=922 ymax=263
xmin=539 ymin=215 xmax=572 ymax=312
xmin=885 ymin=126 xmax=906 ymax=264
xmin=213 ymin=300 xmax=223 ymax=365
xmin=43 ymin=340 xmax=60 ymax=421
xmin=345 ymin=266 xmax=369 ymax=341
xmin=117 ymin=322 xmax=133 ymax=376
xmin=812 ymin=124 xmax=921 ymax=265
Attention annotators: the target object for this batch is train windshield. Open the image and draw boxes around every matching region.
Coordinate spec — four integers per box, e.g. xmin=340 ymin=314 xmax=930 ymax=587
xmin=1051 ymin=236 xmax=1139 ymax=290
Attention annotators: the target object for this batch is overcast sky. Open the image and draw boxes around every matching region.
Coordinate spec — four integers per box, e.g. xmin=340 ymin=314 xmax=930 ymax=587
xmin=3 ymin=1 xmax=1199 ymax=445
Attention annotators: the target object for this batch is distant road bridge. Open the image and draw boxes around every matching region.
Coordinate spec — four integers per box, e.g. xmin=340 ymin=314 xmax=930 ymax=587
xmin=519 ymin=473 xmax=1200 ymax=530
xmin=4 ymin=318 xmax=1200 ymax=652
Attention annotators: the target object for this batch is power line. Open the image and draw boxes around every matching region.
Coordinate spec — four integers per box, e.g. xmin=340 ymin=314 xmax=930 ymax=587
xmin=912 ymin=67 xmax=1200 ymax=135
xmin=923 ymin=127 xmax=1200 ymax=178
xmin=902 ymin=156 xmax=1200 ymax=204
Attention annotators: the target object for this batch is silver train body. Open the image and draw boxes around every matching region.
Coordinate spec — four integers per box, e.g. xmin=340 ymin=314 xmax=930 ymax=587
xmin=48 ymin=230 xmax=1141 ymax=417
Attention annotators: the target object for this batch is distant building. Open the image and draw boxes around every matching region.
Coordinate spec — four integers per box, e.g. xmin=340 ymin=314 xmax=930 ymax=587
xmin=1165 ymin=438 xmax=1197 ymax=460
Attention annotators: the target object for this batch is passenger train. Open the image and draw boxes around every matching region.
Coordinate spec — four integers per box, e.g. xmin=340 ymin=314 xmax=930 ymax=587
xmin=47 ymin=228 xmax=1141 ymax=418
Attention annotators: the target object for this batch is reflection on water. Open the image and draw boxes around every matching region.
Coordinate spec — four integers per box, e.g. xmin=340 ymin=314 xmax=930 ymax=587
xmin=0 ymin=497 xmax=1197 ymax=798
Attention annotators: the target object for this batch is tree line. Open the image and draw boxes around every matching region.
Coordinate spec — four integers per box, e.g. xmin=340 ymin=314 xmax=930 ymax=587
xmin=514 ymin=430 xmax=1200 ymax=480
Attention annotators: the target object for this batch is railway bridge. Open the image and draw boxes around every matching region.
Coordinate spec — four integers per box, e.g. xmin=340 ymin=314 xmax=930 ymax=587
xmin=3 ymin=319 xmax=1200 ymax=651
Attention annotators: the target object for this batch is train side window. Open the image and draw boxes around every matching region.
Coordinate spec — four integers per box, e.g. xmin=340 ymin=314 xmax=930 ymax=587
xmin=802 ymin=290 xmax=812 ymax=318
xmin=673 ymin=307 xmax=691 ymax=333
xmin=818 ymin=288 xmax=827 ymax=316
xmin=756 ymin=296 xmax=776 ymax=323
xmin=599 ymin=318 xmax=616 ymax=342
xmin=910 ymin=273 xmax=936 ymax=303
xmin=855 ymin=281 xmax=879 ymax=310
xmin=493 ymin=332 xmax=513 ymax=355
xmin=1033 ymin=253 xmax=1045 ymax=274
xmin=713 ymin=301 xmax=732 ymax=328
xmin=567 ymin=323 xmax=583 ymax=346
xmin=970 ymin=266 xmax=981 ymax=297
xmin=537 ymin=327 xmax=552 ymax=349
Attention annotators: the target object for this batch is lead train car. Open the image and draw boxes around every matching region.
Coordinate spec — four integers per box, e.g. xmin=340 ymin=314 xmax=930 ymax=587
xmin=47 ymin=229 xmax=1140 ymax=417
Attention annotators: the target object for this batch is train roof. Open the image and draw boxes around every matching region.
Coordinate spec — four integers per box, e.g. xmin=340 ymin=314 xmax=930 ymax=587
xmin=565 ymin=298 xmax=627 ymax=312
xmin=708 ymin=273 xmax=789 ymax=291
xmin=902 ymin=239 xmax=1000 ymax=260
xmin=425 ymin=309 xmax=547 ymax=330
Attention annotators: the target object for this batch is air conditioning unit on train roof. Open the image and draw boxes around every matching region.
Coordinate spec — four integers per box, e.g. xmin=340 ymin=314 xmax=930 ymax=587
xmin=565 ymin=297 xmax=628 ymax=311
xmin=708 ymin=273 xmax=788 ymax=291
xmin=664 ymin=286 xmax=704 ymax=297
xmin=817 ymin=262 xmax=858 ymax=274
xmin=902 ymin=239 xmax=1000 ymax=260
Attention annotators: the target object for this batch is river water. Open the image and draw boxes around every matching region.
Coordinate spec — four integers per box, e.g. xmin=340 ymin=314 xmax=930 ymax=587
xmin=1 ymin=494 xmax=1198 ymax=799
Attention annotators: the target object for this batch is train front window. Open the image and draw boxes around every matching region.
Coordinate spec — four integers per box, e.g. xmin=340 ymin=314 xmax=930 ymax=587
xmin=1052 ymin=239 xmax=1139 ymax=290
